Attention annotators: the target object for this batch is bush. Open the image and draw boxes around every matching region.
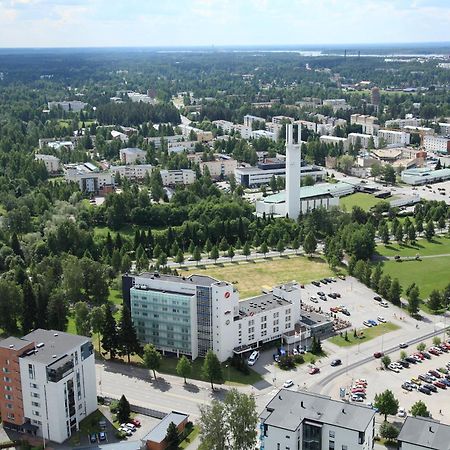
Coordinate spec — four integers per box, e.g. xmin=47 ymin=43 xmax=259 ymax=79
xmin=293 ymin=354 xmax=304 ymax=364
xmin=228 ymin=355 xmax=250 ymax=375
xmin=115 ymin=431 xmax=127 ymax=440
xmin=97 ymin=396 xmax=105 ymax=405
xmin=109 ymin=400 xmax=119 ymax=414
xmin=278 ymin=355 xmax=295 ymax=370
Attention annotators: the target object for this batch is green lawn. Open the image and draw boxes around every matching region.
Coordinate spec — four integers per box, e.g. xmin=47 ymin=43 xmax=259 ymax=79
xmin=158 ymin=356 xmax=262 ymax=386
xmin=376 ymin=236 xmax=450 ymax=258
xmin=329 ymin=322 xmax=400 ymax=347
xmin=185 ymin=255 xmax=333 ymax=299
xmin=379 ymin=257 xmax=450 ymax=300
xmin=179 ymin=426 xmax=200 ymax=449
xmin=339 ymin=193 xmax=385 ymax=211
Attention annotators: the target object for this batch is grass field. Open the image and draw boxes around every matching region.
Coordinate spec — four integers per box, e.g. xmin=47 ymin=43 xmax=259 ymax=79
xmin=339 ymin=193 xmax=385 ymax=211
xmin=376 ymin=236 xmax=450 ymax=258
xmin=184 ymin=255 xmax=333 ymax=299
xmin=380 ymin=257 xmax=450 ymax=300
xmin=180 ymin=426 xmax=200 ymax=449
xmin=329 ymin=322 xmax=400 ymax=347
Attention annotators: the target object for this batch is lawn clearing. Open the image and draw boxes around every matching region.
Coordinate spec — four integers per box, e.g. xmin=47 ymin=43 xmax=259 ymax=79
xmin=329 ymin=322 xmax=400 ymax=347
xmin=339 ymin=193 xmax=385 ymax=211
xmin=185 ymin=255 xmax=333 ymax=299
xmin=379 ymin=257 xmax=450 ymax=300
xmin=376 ymin=236 xmax=450 ymax=258
xmin=179 ymin=425 xmax=200 ymax=449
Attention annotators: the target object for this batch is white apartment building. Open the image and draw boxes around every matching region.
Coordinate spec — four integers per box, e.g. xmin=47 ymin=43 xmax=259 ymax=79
xmin=377 ymin=129 xmax=411 ymax=146
xmin=322 ymin=99 xmax=351 ymax=112
xmin=0 ymin=330 xmax=96 ymax=444
xmin=64 ymin=164 xmax=114 ymax=194
xmin=252 ymin=129 xmax=277 ymax=141
xmin=47 ymin=101 xmax=87 ymax=112
xmin=123 ymin=272 xmax=302 ymax=362
xmin=424 ymin=135 xmax=450 ymax=154
xmin=350 ymin=114 xmax=379 ymax=135
xmin=243 ymin=114 xmax=266 ymax=128
xmin=212 ymin=120 xmax=235 ymax=133
xmin=234 ymin=124 xmax=253 ymax=139
xmin=179 ymin=124 xmax=213 ymax=142
xmin=259 ymin=390 xmax=376 ymax=450
xmin=127 ymin=92 xmax=156 ymax=104
xmin=397 ymin=416 xmax=450 ymax=450
xmin=348 ymin=133 xmax=375 ymax=149
xmin=319 ymin=135 xmax=349 ymax=151
xmin=272 ymin=115 xmax=294 ymax=124
xmin=438 ymin=122 xmax=450 ymax=135
xmin=385 ymin=117 xmax=421 ymax=128
xmin=159 ymin=169 xmax=196 ymax=186
xmin=199 ymin=156 xmax=237 ymax=178
xmin=111 ymin=130 xmax=128 ymax=143
xmin=119 ymin=147 xmax=147 ymax=164
xmin=35 ymin=154 xmax=61 ymax=173
xmin=109 ymin=164 xmax=153 ymax=180
xmin=145 ymin=135 xmax=184 ymax=149
xmin=168 ymin=141 xmax=197 ymax=154
xmin=295 ymin=120 xmax=317 ymax=133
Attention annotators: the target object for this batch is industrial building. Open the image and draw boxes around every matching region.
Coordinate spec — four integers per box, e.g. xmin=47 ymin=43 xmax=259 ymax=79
xmin=259 ymin=390 xmax=376 ymax=450
xmin=401 ymin=168 xmax=450 ymax=185
xmin=0 ymin=330 xmax=96 ymax=444
xmin=122 ymin=272 xmax=304 ymax=362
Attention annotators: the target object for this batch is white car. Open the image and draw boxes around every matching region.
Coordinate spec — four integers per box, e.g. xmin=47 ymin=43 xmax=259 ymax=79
xmin=351 ymin=394 xmax=364 ymax=402
xmin=363 ymin=320 xmax=372 ymax=327
xmin=398 ymin=407 xmax=406 ymax=418
xmin=247 ymin=350 xmax=260 ymax=366
xmin=119 ymin=427 xmax=132 ymax=436
xmin=380 ymin=301 xmax=389 ymax=308
xmin=283 ymin=379 xmax=294 ymax=388
xmin=310 ymin=296 xmax=318 ymax=303
xmin=377 ymin=316 xmax=386 ymax=323
xmin=126 ymin=423 xmax=136 ymax=432
xmin=388 ymin=363 xmax=400 ymax=373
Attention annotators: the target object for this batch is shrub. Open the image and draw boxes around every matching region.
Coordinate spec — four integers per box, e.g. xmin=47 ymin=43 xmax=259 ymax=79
xmin=278 ymin=355 xmax=295 ymax=370
xmin=293 ymin=354 xmax=304 ymax=364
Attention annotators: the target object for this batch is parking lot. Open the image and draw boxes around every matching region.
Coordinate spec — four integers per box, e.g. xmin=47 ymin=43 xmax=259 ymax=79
xmin=322 ymin=336 xmax=450 ymax=423
xmin=302 ymin=276 xmax=409 ymax=332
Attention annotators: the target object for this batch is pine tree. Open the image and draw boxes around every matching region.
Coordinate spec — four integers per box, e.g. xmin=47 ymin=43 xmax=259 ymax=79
xmin=22 ymin=279 xmax=36 ymax=334
xmin=10 ymin=232 xmax=22 ymax=257
xmin=165 ymin=422 xmax=180 ymax=450
xmin=175 ymin=249 xmax=185 ymax=266
xmin=117 ymin=395 xmax=131 ymax=423
xmin=276 ymin=239 xmax=285 ymax=256
xmin=35 ymin=284 xmax=49 ymax=329
xmin=118 ymin=305 xmax=141 ymax=363
xmin=111 ymin=249 xmax=122 ymax=273
xmin=101 ymin=304 xmax=119 ymax=359
xmin=210 ymin=245 xmax=219 ymax=262
xmin=303 ymin=231 xmax=317 ymax=256
xmin=227 ymin=246 xmax=235 ymax=261
xmin=193 ymin=246 xmax=202 ymax=265
xmin=242 ymin=241 xmax=251 ymax=260
xmin=121 ymin=254 xmax=132 ymax=273
xmin=47 ymin=289 xmax=69 ymax=332
xmin=259 ymin=241 xmax=269 ymax=257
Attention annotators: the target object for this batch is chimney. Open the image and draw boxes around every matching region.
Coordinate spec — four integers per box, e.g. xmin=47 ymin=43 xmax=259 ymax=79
xmin=429 ymin=426 xmax=434 ymax=433
xmin=342 ymin=408 xmax=346 ymax=414
xmin=301 ymin=401 xmax=305 ymax=408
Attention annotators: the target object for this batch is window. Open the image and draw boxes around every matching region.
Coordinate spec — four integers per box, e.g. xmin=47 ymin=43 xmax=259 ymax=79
xmin=261 ymin=323 xmax=267 ymax=329
xmin=249 ymin=327 xmax=254 ymax=333
xmin=329 ymin=431 xmax=335 ymax=438
xmin=32 ymin=410 xmax=40 ymax=417
xmin=329 ymin=442 xmax=335 ymax=450
xmin=4 ymin=394 xmax=12 ymax=400
xmin=31 ymin=393 xmax=40 ymax=398
xmin=3 ymin=377 xmax=11 ymax=383
xmin=7 ymin=413 xmax=14 ymax=420
xmin=6 ymin=403 xmax=13 ymax=409
xmin=5 ymin=360 xmax=9 ymax=365
xmin=286 ymin=323 xmax=291 ymax=329
xmin=261 ymin=316 xmax=267 ymax=322
xmin=30 ymin=383 xmax=38 ymax=389
xmin=2 ymin=367 xmax=9 ymax=373
xmin=262 ymin=330 xmax=267 ymax=337
xmin=4 ymin=386 xmax=12 ymax=391
xmin=286 ymin=308 xmax=291 ymax=314
xmin=342 ymin=446 xmax=347 ymax=450
xmin=249 ymin=319 xmax=254 ymax=326
xmin=31 ymin=401 xmax=40 ymax=407
xmin=273 ymin=327 xmax=279 ymax=333
xmin=249 ymin=334 xmax=254 ymax=340
xmin=28 ymin=364 xmax=35 ymax=380
xmin=274 ymin=319 xmax=279 ymax=325
xmin=285 ymin=315 xmax=291 ymax=322
xmin=274 ymin=312 xmax=279 ymax=318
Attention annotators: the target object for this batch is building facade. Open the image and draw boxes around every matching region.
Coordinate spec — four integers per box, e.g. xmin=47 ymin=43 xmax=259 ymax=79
xmin=259 ymin=390 xmax=376 ymax=450
xmin=424 ymin=135 xmax=450 ymax=154
xmin=119 ymin=148 xmax=147 ymax=165
xmin=110 ymin=164 xmax=153 ymax=180
xmin=35 ymin=154 xmax=61 ymax=173
xmin=0 ymin=330 xmax=96 ymax=444
xmin=159 ymin=169 xmax=196 ymax=186
xmin=377 ymin=129 xmax=410 ymax=146
xmin=123 ymin=273 xmax=302 ymax=362
xmin=199 ymin=156 xmax=238 ymax=178
xmin=350 ymin=114 xmax=379 ymax=135
xmin=65 ymin=164 xmax=114 ymax=194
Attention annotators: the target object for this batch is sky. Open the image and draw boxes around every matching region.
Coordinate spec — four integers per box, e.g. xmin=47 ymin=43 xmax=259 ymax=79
xmin=0 ymin=0 xmax=449 ymax=48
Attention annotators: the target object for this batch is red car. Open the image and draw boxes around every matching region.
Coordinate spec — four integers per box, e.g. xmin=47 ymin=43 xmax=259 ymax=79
xmin=429 ymin=370 xmax=441 ymax=378
xmin=429 ymin=348 xmax=440 ymax=356
xmin=351 ymin=388 xmax=366 ymax=393
xmin=434 ymin=380 xmax=446 ymax=389
xmin=414 ymin=352 xmax=425 ymax=360
xmin=309 ymin=367 xmax=320 ymax=375
xmin=130 ymin=418 xmax=141 ymax=427
xmin=373 ymin=352 xmax=384 ymax=358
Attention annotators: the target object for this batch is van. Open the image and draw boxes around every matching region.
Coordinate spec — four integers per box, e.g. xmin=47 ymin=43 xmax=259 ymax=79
xmin=248 ymin=350 xmax=260 ymax=366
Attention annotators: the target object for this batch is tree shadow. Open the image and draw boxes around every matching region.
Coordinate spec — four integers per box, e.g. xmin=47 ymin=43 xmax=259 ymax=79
xmin=150 ymin=377 xmax=171 ymax=392
xmin=183 ymin=382 xmax=200 ymax=393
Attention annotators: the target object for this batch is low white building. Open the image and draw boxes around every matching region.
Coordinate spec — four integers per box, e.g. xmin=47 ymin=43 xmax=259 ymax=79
xmin=145 ymin=135 xmax=184 ymax=148
xmin=438 ymin=122 xmax=450 ymax=135
xmin=323 ymin=99 xmax=351 ymax=112
xmin=377 ymin=129 xmax=410 ymax=146
xmin=160 ymin=169 xmax=196 ymax=186
xmin=348 ymin=133 xmax=375 ymax=149
xmin=424 ymin=135 xmax=450 ymax=154
xmin=111 ymin=130 xmax=128 ymax=143
xmin=35 ymin=154 xmax=61 ymax=173
xmin=65 ymin=163 xmax=114 ymax=194
xmin=251 ymin=129 xmax=277 ymax=141
xmin=259 ymin=390 xmax=376 ymax=450
xmin=127 ymin=92 xmax=156 ymax=104
xmin=319 ymin=135 xmax=349 ymax=151
xmin=212 ymin=120 xmax=235 ymax=133
xmin=119 ymin=147 xmax=147 ymax=164
xmin=110 ymin=164 xmax=153 ymax=180
xmin=397 ymin=416 xmax=450 ymax=450
xmin=47 ymin=100 xmax=87 ymax=112
xmin=179 ymin=124 xmax=213 ymax=142
xmin=385 ymin=117 xmax=421 ymax=128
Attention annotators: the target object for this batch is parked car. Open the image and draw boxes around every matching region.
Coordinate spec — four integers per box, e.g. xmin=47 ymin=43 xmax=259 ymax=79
xmin=418 ymin=374 xmax=432 ymax=383
xmin=402 ymin=382 xmax=413 ymax=391
xmin=363 ymin=321 xmax=373 ymax=328
xmin=119 ymin=428 xmax=132 ymax=436
xmin=380 ymin=301 xmax=389 ymax=308
xmin=247 ymin=350 xmax=260 ymax=366
xmin=414 ymin=352 xmax=425 ymax=360
xmin=421 ymin=352 xmax=431 ymax=359
xmin=341 ymin=309 xmax=351 ymax=316
xmin=434 ymin=380 xmax=446 ymax=389
xmin=405 ymin=357 xmax=417 ymax=365
xmin=398 ymin=360 xmax=410 ymax=368
xmin=328 ymin=293 xmax=336 ymax=299
xmin=368 ymin=319 xmax=378 ymax=326
xmin=374 ymin=351 xmax=384 ymax=358
xmin=429 ymin=370 xmax=441 ymax=378
xmin=309 ymin=367 xmax=320 ymax=375
xmin=310 ymin=297 xmax=319 ymax=303
xmin=130 ymin=418 xmax=141 ymax=427
xmin=374 ymin=296 xmax=382 ymax=302
xmin=429 ymin=348 xmax=441 ymax=356
xmin=283 ymin=379 xmax=294 ymax=388
xmin=418 ymin=386 xmax=431 ymax=395
xmin=98 ymin=432 xmax=107 ymax=442
xmin=312 ymin=281 xmax=321 ymax=287
xmin=351 ymin=387 xmax=366 ymax=394
xmin=351 ymin=394 xmax=364 ymax=402
xmin=410 ymin=377 xmax=421 ymax=385
xmin=441 ymin=378 xmax=450 ymax=387
xmin=424 ymin=384 xmax=437 ymax=393
xmin=334 ymin=292 xmax=341 ymax=298
xmin=399 ymin=343 xmax=408 ymax=349
xmin=331 ymin=359 xmax=342 ymax=367
xmin=388 ymin=363 xmax=400 ymax=373
xmin=317 ymin=291 xmax=325 ymax=297
xmin=377 ymin=316 xmax=386 ymax=323
xmin=438 ymin=367 xmax=449 ymax=374
xmin=398 ymin=407 xmax=407 ymax=418
xmin=89 ymin=434 xmax=97 ymax=444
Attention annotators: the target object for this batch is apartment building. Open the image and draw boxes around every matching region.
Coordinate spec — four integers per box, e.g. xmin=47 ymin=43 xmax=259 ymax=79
xmin=47 ymin=100 xmax=87 ymax=112
xmin=385 ymin=117 xmax=421 ymax=128
xmin=424 ymin=135 xmax=450 ymax=154
xmin=35 ymin=154 xmax=61 ymax=173
xmin=64 ymin=163 xmax=114 ymax=194
xmin=243 ymin=114 xmax=265 ymax=128
xmin=0 ymin=330 xmax=96 ymax=444
xmin=119 ymin=147 xmax=147 ymax=165
xmin=322 ymin=99 xmax=351 ymax=112
xmin=259 ymin=390 xmax=376 ymax=450
xmin=348 ymin=133 xmax=375 ymax=149
xmin=438 ymin=122 xmax=450 ymax=135
xmin=122 ymin=272 xmax=302 ymax=362
xmin=179 ymin=125 xmax=213 ymax=142
xmin=397 ymin=416 xmax=450 ymax=450
xmin=319 ymin=135 xmax=349 ymax=151
xmin=159 ymin=169 xmax=196 ymax=186
xmin=350 ymin=114 xmax=379 ymax=135
xmin=110 ymin=164 xmax=153 ymax=180
xmin=199 ymin=155 xmax=238 ymax=178
xmin=377 ymin=129 xmax=411 ymax=146
xmin=145 ymin=135 xmax=184 ymax=149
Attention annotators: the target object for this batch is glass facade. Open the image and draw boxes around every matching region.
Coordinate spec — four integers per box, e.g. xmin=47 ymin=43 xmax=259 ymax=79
xmin=302 ymin=423 xmax=322 ymax=450
xmin=130 ymin=287 xmax=192 ymax=354
xmin=196 ymin=286 xmax=212 ymax=357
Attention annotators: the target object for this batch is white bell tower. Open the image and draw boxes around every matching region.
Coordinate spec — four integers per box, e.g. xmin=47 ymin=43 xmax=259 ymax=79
xmin=285 ymin=124 xmax=301 ymax=219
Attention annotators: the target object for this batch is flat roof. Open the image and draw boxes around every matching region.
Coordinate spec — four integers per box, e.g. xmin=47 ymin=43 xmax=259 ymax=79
xmin=121 ymin=147 xmax=145 ymax=154
xmin=136 ymin=272 xmax=219 ymax=287
xmin=20 ymin=329 xmax=90 ymax=365
xmin=0 ymin=336 xmax=32 ymax=351
xmin=239 ymin=293 xmax=292 ymax=316
xmin=398 ymin=416 xmax=450 ymax=450
xmin=260 ymin=389 xmax=375 ymax=433
xmin=142 ymin=412 xmax=188 ymax=443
